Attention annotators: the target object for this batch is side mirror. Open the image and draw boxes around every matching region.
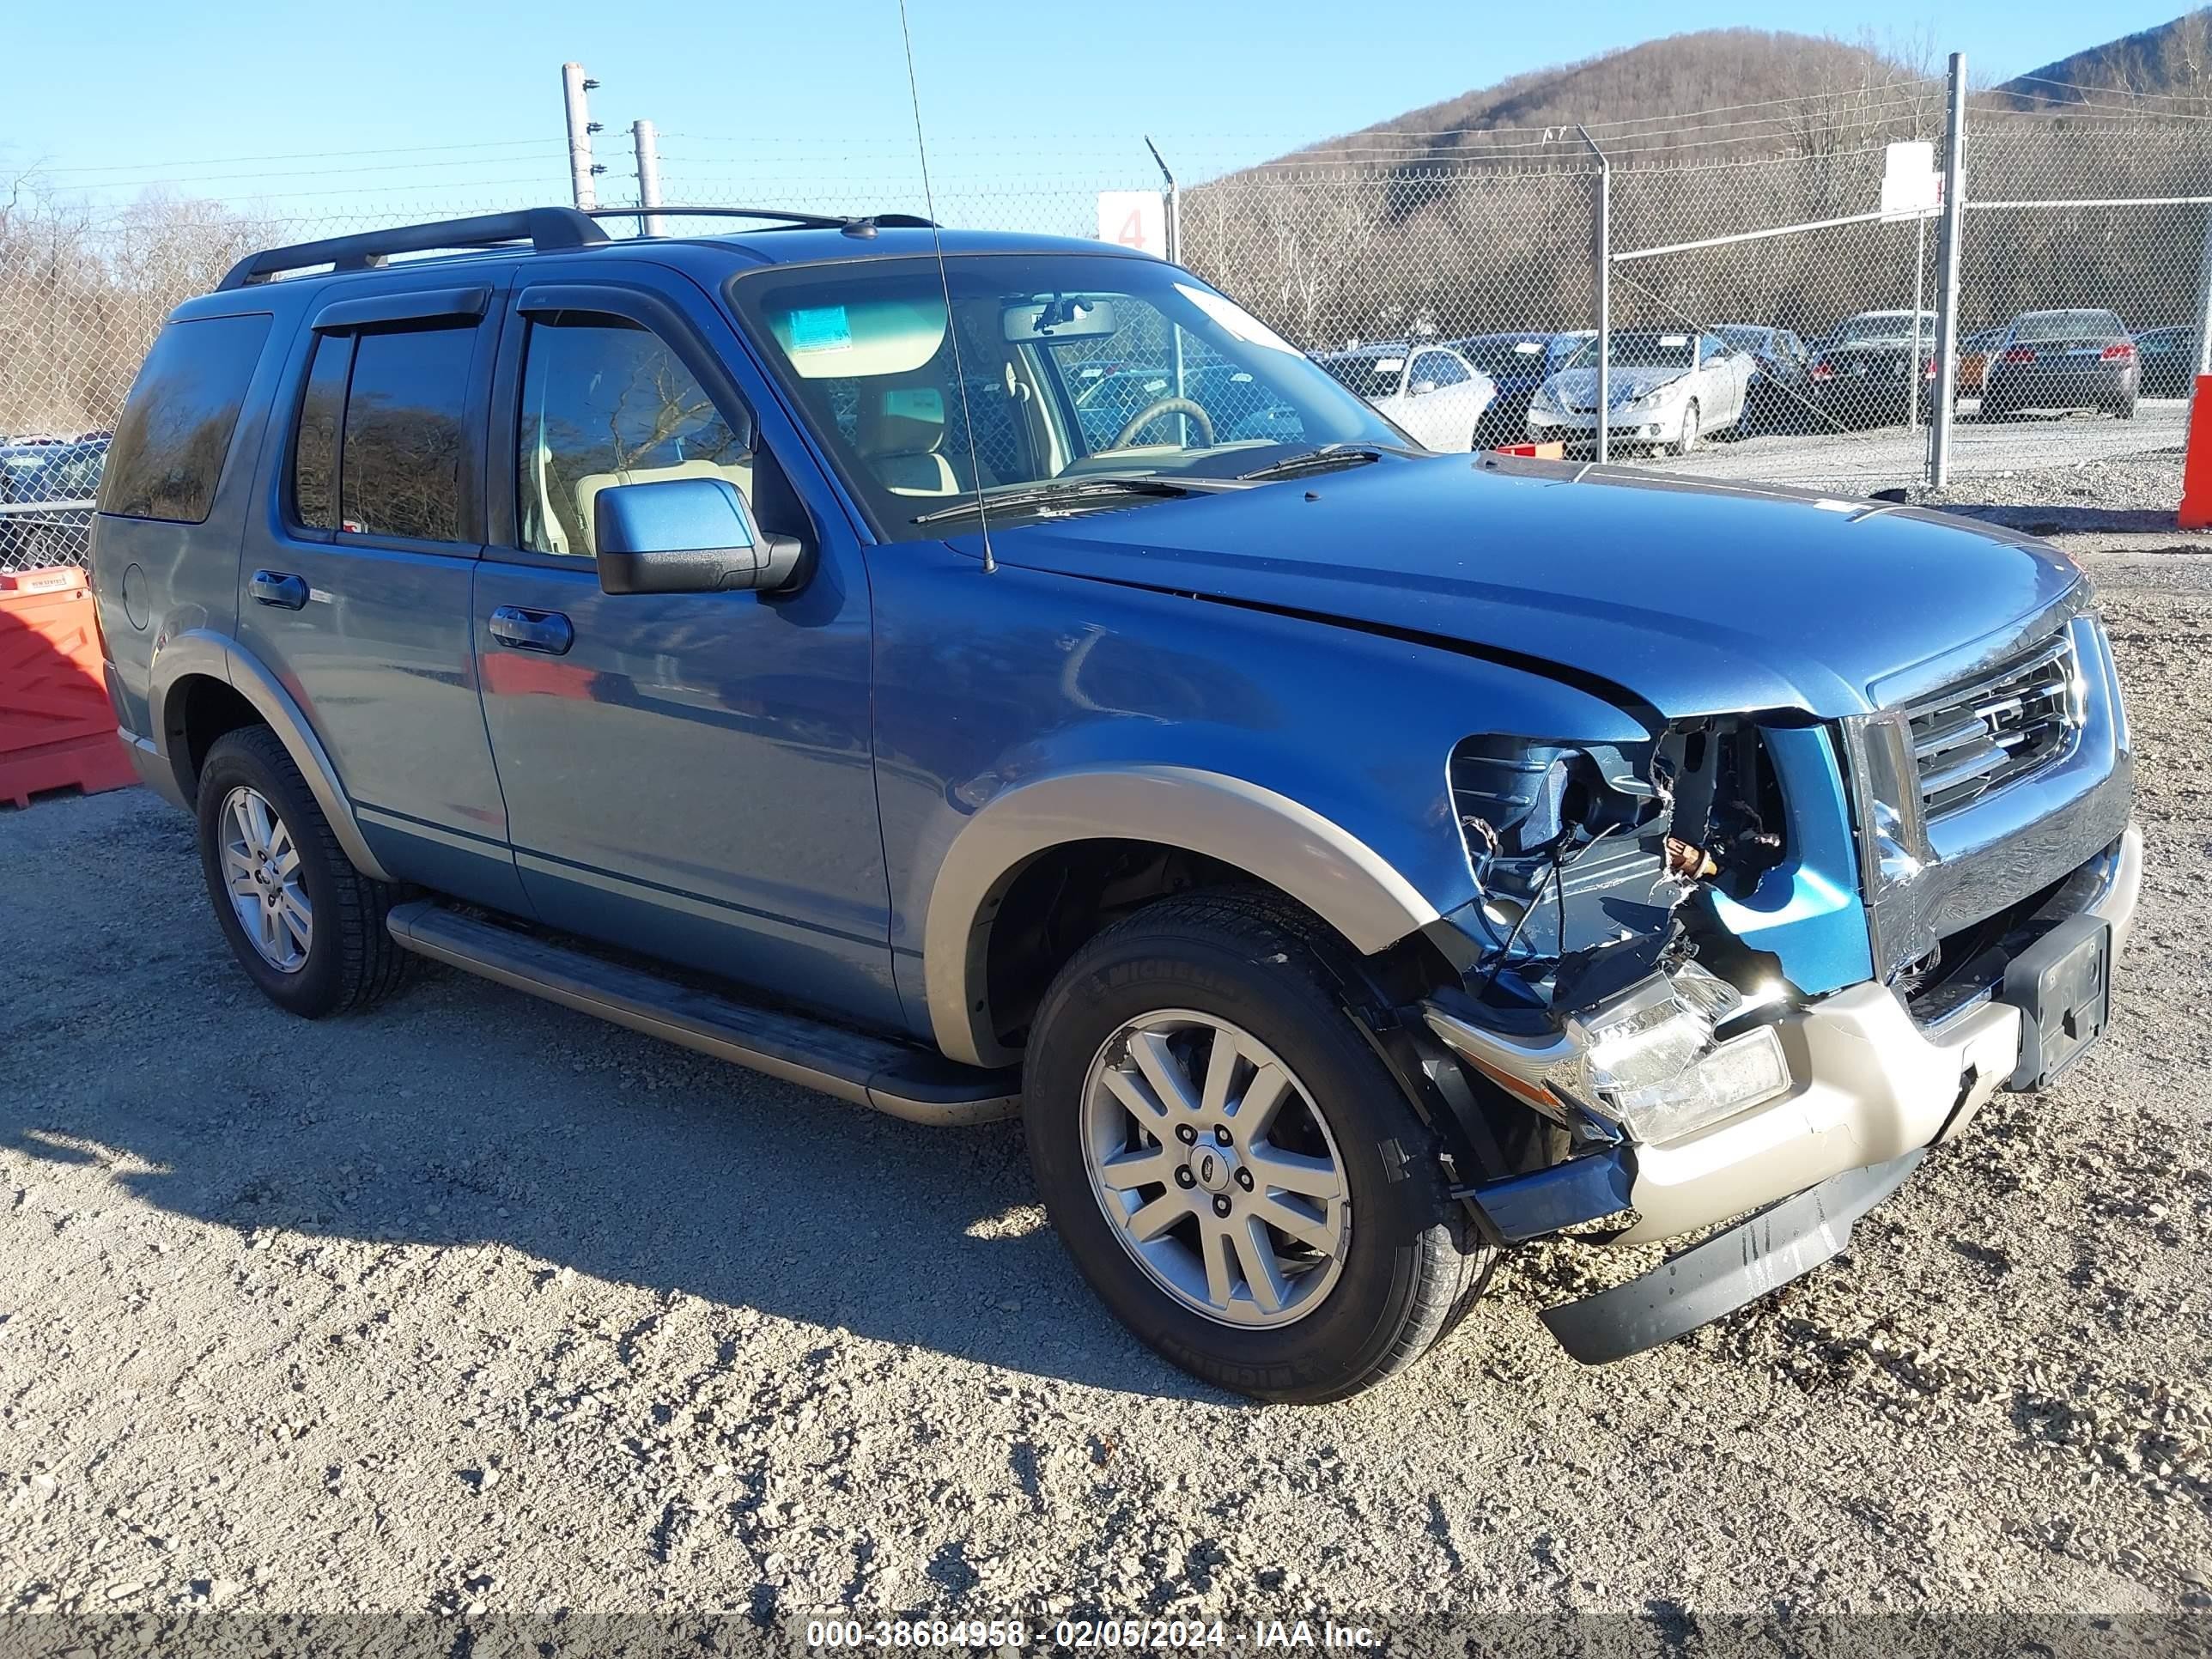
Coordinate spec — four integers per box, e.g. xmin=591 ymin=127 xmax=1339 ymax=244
xmin=592 ymin=477 xmax=805 ymax=596
xmin=1408 ymin=379 xmax=1438 ymax=398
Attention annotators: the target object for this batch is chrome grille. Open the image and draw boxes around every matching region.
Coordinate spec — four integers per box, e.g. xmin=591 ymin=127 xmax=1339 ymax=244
xmin=1905 ymin=632 xmax=2082 ymax=818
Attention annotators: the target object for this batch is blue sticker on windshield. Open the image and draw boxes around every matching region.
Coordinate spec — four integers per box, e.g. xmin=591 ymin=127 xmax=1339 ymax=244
xmin=787 ymin=306 xmax=852 ymax=353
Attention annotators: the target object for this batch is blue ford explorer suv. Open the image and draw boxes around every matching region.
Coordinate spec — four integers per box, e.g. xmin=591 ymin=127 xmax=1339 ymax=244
xmin=89 ymin=208 xmax=2137 ymax=1402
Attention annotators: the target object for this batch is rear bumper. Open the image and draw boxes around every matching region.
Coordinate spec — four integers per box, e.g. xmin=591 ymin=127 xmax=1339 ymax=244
xmin=1516 ymin=820 xmax=2139 ymax=1361
xmin=1984 ymin=362 xmax=2137 ymax=406
xmin=118 ymin=726 xmax=187 ymax=810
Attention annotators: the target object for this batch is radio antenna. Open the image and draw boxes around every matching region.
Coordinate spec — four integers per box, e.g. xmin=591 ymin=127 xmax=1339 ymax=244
xmin=896 ymin=0 xmax=995 ymax=574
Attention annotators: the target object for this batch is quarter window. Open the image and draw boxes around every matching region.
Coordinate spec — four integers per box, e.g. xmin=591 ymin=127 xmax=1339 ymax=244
xmin=338 ymin=324 xmax=475 ymax=544
xmin=102 ymin=313 xmax=272 ymax=524
xmin=291 ymin=331 xmax=350 ymax=532
xmin=515 ymin=313 xmax=752 ymax=559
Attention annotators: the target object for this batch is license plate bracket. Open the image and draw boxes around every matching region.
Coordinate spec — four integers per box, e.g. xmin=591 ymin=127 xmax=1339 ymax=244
xmin=2000 ymin=914 xmax=2112 ymax=1091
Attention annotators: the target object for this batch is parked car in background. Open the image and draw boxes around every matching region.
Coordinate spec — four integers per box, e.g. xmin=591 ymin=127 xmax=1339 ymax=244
xmin=1711 ymin=324 xmax=1813 ymax=434
xmin=2134 ymin=325 xmax=2199 ymax=398
xmin=1982 ymin=310 xmax=2138 ymax=421
xmin=1316 ymin=343 xmax=1495 ymax=453
xmin=1954 ymin=326 xmax=2008 ymax=397
xmin=0 ymin=436 xmax=106 ymax=568
xmin=1807 ymin=310 xmax=1937 ymax=428
xmin=1527 ymin=328 xmax=1752 ymax=454
xmin=1449 ymin=331 xmax=1585 ymax=445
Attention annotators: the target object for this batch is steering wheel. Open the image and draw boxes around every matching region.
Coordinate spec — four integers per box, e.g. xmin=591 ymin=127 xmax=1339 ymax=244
xmin=1112 ymin=396 xmax=1215 ymax=449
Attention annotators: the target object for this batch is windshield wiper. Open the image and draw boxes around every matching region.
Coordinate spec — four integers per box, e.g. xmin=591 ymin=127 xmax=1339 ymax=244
xmin=910 ymin=477 xmax=1193 ymax=527
xmin=1236 ymin=445 xmax=1382 ymax=483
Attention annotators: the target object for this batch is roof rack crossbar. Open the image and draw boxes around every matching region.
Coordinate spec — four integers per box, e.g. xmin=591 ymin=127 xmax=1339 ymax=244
xmin=216 ymin=208 xmax=611 ymax=291
xmin=580 ymin=205 xmax=938 ymax=233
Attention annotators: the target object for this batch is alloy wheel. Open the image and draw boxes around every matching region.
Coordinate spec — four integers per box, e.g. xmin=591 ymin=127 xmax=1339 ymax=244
xmin=219 ymin=786 xmax=312 ymax=973
xmin=1079 ymin=1010 xmax=1351 ymax=1328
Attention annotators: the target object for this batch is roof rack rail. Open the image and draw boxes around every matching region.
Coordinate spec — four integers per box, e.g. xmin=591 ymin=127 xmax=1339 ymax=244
xmin=216 ymin=207 xmax=611 ymax=291
xmin=581 ymin=204 xmax=938 ymax=237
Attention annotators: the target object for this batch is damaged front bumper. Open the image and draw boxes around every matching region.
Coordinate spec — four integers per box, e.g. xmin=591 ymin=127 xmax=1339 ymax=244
xmin=1428 ymin=822 xmax=2141 ymax=1363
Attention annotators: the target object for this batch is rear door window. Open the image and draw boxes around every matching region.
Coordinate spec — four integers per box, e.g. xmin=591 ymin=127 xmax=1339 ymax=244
xmin=101 ymin=313 xmax=272 ymax=523
xmin=338 ymin=325 xmax=476 ymax=543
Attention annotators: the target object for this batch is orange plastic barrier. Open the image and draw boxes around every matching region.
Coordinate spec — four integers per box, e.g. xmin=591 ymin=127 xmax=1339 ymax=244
xmin=2183 ymin=378 xmax=2212 ymax=531
xmin=0 ymin=567 xmax=136 ymax=807
xmin=1492 ymin=441 xmax=1567 ymax=459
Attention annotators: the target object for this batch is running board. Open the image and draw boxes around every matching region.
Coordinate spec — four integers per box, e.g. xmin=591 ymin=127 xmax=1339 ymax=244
xmin=385 ymin=901 xmax=1021 ymax=1127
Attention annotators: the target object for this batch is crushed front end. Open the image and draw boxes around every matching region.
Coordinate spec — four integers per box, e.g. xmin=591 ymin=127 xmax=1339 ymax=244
xmin=1404 ymin=605 xmax=2137 ymax=1363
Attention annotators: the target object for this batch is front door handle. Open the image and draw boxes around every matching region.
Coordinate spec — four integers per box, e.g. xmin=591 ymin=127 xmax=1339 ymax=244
xmin=249 ymin=570 xmax=308 ymax=610
xmin=488 ymin=605 xmax=574 ymax=656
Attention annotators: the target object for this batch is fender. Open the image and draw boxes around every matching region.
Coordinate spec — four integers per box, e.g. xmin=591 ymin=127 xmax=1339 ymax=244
xmin=147 ymin=629 xmax=395 ymax=884
xmin=923 ymin=765 xmax=1440 ymax=1068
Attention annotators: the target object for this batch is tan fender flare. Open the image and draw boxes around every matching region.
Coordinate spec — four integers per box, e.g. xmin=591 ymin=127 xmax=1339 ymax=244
xmin=149 ymin=629 xmax=395 ymax=884
xmin=922 ymin=765 xmax=1441 ymax=1068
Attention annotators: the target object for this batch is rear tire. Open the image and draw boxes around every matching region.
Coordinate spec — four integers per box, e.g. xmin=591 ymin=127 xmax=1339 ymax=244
xmin=1024 ymin=890 xmax=1492 ymax=1404
xmin=194 ymin=726 xmax=410 ymax=1018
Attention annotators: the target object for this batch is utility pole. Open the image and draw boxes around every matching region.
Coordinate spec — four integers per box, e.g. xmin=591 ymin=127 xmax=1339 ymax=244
xmin=632 ymin=120 xmax=665 ymax=237
xmin=1577 ymin=126 xmax=1611 ymax=465
xmin=1928 ymin=52 xmax=1968 ymax=489
xmin=561 ymin=63 xmax=602 ymax=211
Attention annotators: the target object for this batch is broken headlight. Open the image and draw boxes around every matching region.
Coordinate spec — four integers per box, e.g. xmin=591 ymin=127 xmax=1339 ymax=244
xmin=1560 ymin=963 xmax=1790 ymax=1144
xmin=1425 ymin=960 xmax=1794 ymax=1146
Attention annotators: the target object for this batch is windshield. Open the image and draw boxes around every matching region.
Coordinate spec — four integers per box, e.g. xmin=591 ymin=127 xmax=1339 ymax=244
xmin=1456 ymin=337 xmax=1554 ymax=377
xmin=1835 ymin=313 xmax=1933 ymax=345
xmin=731 ymin=253 xmax=1402 ymax=539
xmin=2012 ymin=310 xmax=2125 ymax=342
xmin=1563 ymin=331 xmax=1696 ymax=371
xmin=1711 ymin=326 xmax=1770 ymax=354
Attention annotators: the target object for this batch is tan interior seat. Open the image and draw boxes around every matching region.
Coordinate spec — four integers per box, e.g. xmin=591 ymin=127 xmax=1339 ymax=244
xmin=854 ymin=384 xmax=961 ymax=497
xmin=555 ymin=457 xmax=756 ymax=557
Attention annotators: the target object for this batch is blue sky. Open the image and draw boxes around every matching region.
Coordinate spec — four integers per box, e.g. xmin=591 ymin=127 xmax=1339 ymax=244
xmin=2 ymin=0 xmax=2190 ymax=224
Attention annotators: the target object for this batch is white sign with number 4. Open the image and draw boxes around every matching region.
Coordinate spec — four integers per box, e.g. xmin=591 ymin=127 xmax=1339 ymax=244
xmin=1097 ymin=191 xmax=1167 ymax=258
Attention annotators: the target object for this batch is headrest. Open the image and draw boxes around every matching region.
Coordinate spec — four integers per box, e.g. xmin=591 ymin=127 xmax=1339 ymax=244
xmin=855 ymin=384 xmax=947 ymax=459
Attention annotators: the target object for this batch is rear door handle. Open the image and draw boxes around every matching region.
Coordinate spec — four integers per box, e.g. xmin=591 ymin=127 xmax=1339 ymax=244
xmin=488 ymin=605 xmax=574 ymax=656
xmin=249 ymin=570 xmax=308 ymax=610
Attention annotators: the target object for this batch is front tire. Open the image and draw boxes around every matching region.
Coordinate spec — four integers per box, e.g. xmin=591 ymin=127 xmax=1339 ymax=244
xmin=195 ymin=726 xmax=410 ymax=1018
xmin=1024 ymin=892 xmax=1492 ymax=1403
xmin=1669 ymin=399 xmax=1701 ymax=456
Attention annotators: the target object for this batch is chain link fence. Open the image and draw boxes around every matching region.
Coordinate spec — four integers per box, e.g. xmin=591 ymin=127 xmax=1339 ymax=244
xmin=4 ymin=79 xmax=2210 ymax=573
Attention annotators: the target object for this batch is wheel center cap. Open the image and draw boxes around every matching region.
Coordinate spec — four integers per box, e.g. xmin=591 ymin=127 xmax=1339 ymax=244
xmin=1187 ymin=1140 xmax=1238 ymax=1195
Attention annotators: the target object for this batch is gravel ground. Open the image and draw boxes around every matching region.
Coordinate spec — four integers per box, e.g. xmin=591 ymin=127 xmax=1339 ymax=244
xmin=3 ymin=532 xmax=2210 ymax=1649
xmin=1640 ymin=398 xmax=2188 ymax=498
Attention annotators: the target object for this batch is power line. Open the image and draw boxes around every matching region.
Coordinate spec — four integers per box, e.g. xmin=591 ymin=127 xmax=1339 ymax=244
xmin=1968 ymin=93 xmax=2212 ymax=125
xmin=37 ymin=151 xmax=571 ymax=194
xmin=2000 ymin=72 xmax=2212 ymax=106
xmin=40 ymin=137 xmax=560 ymax=175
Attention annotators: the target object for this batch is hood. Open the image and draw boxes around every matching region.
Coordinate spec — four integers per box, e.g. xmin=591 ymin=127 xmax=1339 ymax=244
xmin=1545 ymin=366 xmax=1688 ymax=405
xmin=959 ymin=458 xmax=2081 ymax=722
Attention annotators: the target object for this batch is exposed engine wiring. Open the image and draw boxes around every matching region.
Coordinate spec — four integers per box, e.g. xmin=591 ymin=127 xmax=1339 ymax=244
xmin=1470 ymin=820 xmax=1630 ymax=1000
